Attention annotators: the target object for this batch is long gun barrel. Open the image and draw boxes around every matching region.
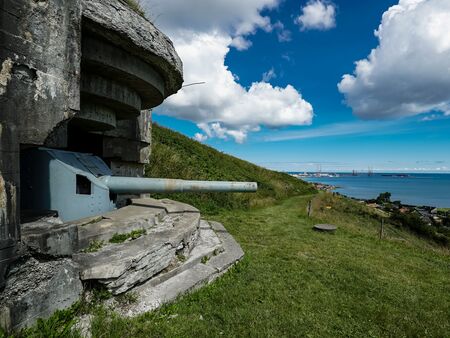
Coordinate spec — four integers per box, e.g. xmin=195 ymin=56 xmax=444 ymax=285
xmin=21 ymin=148 xmax=258 ymax=222
xmin=99 ymin=176 xmax=258 ymax=194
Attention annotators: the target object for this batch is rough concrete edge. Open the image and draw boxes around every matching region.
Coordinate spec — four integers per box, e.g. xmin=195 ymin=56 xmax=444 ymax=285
xmin=131 ymin=198 xmax=200 ymax=214
xmin=206 ymin=221 xmax=245 ymax=274
xmin=0 ymin=258 xmax=83 ymax=332
xmin=82 ymin=0 xmax=183 ymax=97
xmin=145 ymin=222 xmax=223 ymax=287
xmin=117 ymin=220 xmax=244 ymax=317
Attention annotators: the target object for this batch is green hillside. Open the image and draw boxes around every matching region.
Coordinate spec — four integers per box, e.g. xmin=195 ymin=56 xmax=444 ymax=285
xmin=16 ymin=194 xmax=450 ymax=338
xmin=145 ymin=124 xmax=315 ymax=214
xmin=10 ymin=125 xmax=450 ymax=338
xmin=88 ymin=194 xmax=450 ymax=337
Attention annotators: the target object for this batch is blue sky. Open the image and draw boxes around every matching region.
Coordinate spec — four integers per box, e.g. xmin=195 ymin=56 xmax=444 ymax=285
xmin=146 ymin=0 xmax=450 ymax=173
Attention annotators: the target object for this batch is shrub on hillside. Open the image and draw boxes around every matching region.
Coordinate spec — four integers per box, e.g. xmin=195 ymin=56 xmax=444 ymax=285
xmin=376 ymin=192 xmax=392 ymax=204
xmin=390 ymin=210 xmax=449 ymax=246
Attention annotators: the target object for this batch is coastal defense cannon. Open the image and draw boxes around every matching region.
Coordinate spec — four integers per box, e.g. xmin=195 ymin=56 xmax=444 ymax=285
xmin=21 ymin=148 xmax=257 ymax=222
xmin=100 ymin=176 xmax=257 ymax=194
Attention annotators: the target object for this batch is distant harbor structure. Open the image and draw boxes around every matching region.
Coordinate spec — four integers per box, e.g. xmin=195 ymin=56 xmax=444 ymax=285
xmin=290 ymin=172 xmax=339 ymax=179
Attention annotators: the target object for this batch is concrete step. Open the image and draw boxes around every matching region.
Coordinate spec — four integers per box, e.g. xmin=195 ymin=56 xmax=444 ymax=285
xmin=20 ymin=198 xmax=198 ymax=256
xmin=130 ymin=198 xmax=199 ymax=214
xmin=207 ymin=221 xmax=244 ymax=273
xmin=76 ymin=204 xmax=166 ymax=250
xmin=143 ymin=220 xmax=224 ymax=288
xmin=73 ymin=211 xmax=200 ymax=294
xmin=119 ymin=221 xmax=244 ymax=316
xmin=77 ymin=197 xmax=200 ymax=251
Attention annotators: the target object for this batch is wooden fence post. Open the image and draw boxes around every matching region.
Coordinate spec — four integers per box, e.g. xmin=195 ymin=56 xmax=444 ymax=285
xmin=379 ymin=218 xmax=384 ymax=239
xmin=307 ymin=201 xmax=312 ymax=217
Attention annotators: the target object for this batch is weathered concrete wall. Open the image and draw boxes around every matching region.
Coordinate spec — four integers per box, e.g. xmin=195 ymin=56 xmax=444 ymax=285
xmin=0 ymin=257 xmax=83 ymax=331
xmin=104 ymin=110 xmax=152 ymax=168
xmin=0 ymin=0 xmax=82 ymax=287
xmin=82 ymin=0 xmax=183 ymax=99
xmin=0 ymin=0 xmax=184 ymax=284
xmin=0 ymin=0 xmax=185 ymax=330
xmin=105 ymin=110 xmax=152 ymax=205
xmin=1 ymin=0 xmax=82 ymax=145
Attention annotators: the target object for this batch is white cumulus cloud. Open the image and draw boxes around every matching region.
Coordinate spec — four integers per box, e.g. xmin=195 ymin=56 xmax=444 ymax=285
xmin=142 ymin=0 xmax=314 ymax=142
xmin=230 ymin=36 xmax=253 ymax=51
xmin=338 ymin=0 xmax=450 ymax=119
xmin=295 ymin=0 xmax=336 ymax=31
xmin=144 ymin=0 xmax=278 ymax=36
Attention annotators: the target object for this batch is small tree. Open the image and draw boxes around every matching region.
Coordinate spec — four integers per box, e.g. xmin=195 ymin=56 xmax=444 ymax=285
xmin=376 ymin=192 xmax=391 ymax=204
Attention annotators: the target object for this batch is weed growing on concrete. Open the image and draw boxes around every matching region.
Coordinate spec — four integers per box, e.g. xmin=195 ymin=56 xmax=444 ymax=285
xmin=109 ymin=229 xmax=146 ymax=243
xmin=116 ymin=292 xmax=138 ymax=305
xmin=18 ymin=304 xmax=82 ymax=338
xmin=82 ymin=240 xmax=104 ymax=253
xmin=92 ymin=288 xmax=112 ymax=303
xmin=123 ymin=0 xmax=145 ymax=17
xmin=176 ymin=252 xmax=187 ymax=262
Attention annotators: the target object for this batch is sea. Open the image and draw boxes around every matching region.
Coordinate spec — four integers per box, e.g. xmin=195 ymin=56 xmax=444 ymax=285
xmin=297 ymin=173 xmax=450 ymax=208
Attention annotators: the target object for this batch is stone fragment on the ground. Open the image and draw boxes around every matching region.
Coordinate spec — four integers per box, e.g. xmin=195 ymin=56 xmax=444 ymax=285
xmin=313 ymin=224 xmax=338 ymax=232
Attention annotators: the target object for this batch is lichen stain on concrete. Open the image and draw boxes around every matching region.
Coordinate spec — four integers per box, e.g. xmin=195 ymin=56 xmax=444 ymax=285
xmin=9 ymin=183 xmax=17 ymax=227
xmin=34 ymin=71 xmax=48 ymax=101
xmin=24 ymin=31 xmax=33 ymax=43
xmin=30 ymin=0 xmax=49 ymax=9
xmin=0 ymin=58 xmax=14 ymax=96
xmin=0 ymin=307 xmax=11 ymax=333
xmin=64 ymin=110 xmax=76 ymax=119
xmin=34 ymin=71 xmax=60 ymax=101
xmin=0 ymin=175 xmax=8 ymax=226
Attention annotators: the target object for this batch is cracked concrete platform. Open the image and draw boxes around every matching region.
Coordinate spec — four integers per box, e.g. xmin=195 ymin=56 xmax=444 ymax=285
xmin=7 ymin=198 xmax=244 ymax=330
xmin=118 ymin=220 xmax=244 ymax=317
xmin=73 ymin=212 xmax=200 ymax=294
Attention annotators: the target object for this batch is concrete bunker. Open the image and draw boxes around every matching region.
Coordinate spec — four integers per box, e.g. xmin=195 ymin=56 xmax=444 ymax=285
xmin=19 ymin=18 xmax=171 ymax=220
xmin=0 ymin=0 xmax=183 ymax=282
xmin=1 ymin=0 xmax=182 ymax=314
xmin=0 ymin=0 xmax=254 ymax=331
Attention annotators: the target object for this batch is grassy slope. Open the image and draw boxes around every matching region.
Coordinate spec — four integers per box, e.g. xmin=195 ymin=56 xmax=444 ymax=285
xmin=10 ymin=126 xmax=450 ymax=337
xmin=89 ymin=194 xmax=450 ymax=337
xmin=90 ymin=128 xmax=450 ymax=337
xmin=145 ymin=124 xmax=315 ymax=214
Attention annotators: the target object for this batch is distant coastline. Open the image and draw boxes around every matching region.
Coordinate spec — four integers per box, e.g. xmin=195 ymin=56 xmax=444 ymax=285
xmin=289 ymin=171 xmax=450 ymax=177
xmin=308 ymin=181 xmax=338 ymax=193
xmin=289 ymin=172 xmax=450 ymax=208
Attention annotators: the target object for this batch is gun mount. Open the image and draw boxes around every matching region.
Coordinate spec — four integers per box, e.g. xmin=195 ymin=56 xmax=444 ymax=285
xmin=21 ymin=148 xmax=257 ymax=222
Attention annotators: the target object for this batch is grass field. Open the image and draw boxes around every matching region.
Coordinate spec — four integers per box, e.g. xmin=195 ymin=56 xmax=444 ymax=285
xmin=85 ymin=194 xmax=450 ymax=337
xmin=14 ymin=193 xmax=450 ymax=337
